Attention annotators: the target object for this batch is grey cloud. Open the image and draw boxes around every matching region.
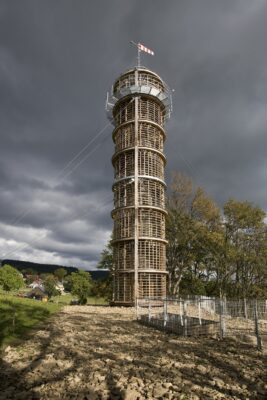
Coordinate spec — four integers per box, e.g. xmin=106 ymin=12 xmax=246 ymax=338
xmin=0 ymin=0 xmax=266 ymax=268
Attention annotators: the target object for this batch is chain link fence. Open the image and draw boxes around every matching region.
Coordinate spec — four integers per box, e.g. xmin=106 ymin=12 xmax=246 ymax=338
xmin=136 ymin=296 xmax=267 ymax=350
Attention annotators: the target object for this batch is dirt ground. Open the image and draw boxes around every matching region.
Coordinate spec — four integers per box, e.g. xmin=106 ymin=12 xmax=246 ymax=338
xmin=0 ymin=306 xmax=266 ymax=400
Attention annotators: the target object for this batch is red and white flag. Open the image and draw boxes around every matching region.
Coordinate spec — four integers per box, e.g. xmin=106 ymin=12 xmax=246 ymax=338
xmin=138 ymin=43 xmax=154 ymax=56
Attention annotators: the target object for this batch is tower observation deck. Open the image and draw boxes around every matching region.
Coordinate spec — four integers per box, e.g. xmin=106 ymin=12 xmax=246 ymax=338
xmin=106 ymin=66 xmax=172 ymax=306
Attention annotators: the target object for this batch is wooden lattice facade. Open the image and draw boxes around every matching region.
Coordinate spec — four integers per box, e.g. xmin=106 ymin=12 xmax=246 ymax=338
xmin=107 ymin=67 xmax=172 ymax=305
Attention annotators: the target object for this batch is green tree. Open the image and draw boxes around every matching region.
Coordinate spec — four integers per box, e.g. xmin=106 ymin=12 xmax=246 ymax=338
xmin=91 ymin=277 xmax=112 ymax=301
xmin=24 ymin=268 xmax=37 ymax=276
xmin=166 ymin=172 xmax=221 ymax=296
xmin=0 ymin=265 xmax=25 ymax=292
xmin=24 ymin=274 xmax=38 ymax=285
xmin=97 ymin=240 xmax=113 ymax=272
xmin=165 ymin=172 xmax=267 ymax=298
xmin=222 ymin=199 xmax=267 ymax=298
xmin=54 ymin=268 xmax=67 ymax=282
xmin=71 ymin=270 xmax=92 ymax=304
xmin=179 ymin=273 xmax=206 ymax=296
xmin=63 ymin=275 xmax=72 ymax=292
xmin=40 ymin=273 xmax=51 ymax=281
xmin=97 ymin=239 xmax=113 ymax=301
xmin=43 ymin=276 xmax=60 ymax=299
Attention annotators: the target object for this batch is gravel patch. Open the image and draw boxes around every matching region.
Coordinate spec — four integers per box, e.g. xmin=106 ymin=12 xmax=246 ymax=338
xmin=0 ymin=306 xmax=266 ymax=399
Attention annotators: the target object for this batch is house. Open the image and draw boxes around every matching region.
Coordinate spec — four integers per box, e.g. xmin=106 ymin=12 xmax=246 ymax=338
xmin=29 ymin=280 xmax=44 ymax=291
xmin=55 ymin=282 xmax=65 ymax=294
xmin=27 ymin=287 xmax=48 ymax=301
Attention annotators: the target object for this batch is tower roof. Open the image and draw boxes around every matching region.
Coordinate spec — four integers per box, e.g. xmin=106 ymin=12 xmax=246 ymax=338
xmin=116 ymin=66 xmax=164 ymax=83
xmin=106 ymin=67 xmax=172 ymax=124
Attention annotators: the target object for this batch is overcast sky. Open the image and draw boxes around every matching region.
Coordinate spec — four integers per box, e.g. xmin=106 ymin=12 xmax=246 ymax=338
xmin=0 ymin=0 xmax=266 ymax=269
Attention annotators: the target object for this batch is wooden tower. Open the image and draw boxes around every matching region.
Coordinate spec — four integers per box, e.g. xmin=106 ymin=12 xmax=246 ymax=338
xmin=106 ymin=66 xmax=172 ymax=305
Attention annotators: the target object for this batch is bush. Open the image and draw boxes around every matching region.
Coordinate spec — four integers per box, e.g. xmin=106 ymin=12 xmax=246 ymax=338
xmin=0 ymin=265 xmax=24 ymax=292
xmin=70 ymin=270 xmax=92 ymax=305
xmin=44 ymin=276 xmax=60 ymax=299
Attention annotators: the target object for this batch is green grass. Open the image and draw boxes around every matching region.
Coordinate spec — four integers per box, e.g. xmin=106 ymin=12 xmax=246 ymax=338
xmin=87 ymin=296 xmax=108 ymax=305
xmin=0 ymin=291 xmax=108 ymax=348
xmin=51 ymin=293 xmax=73 ymax=305
xmin=0 ymin=294 xmax=61 ymax=348
xmin=0 ymin=287 xmax=30 ymax=296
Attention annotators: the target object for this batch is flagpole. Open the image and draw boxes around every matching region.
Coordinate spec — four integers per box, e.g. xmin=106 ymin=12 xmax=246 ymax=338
xmin=137 ymin=46 xmax=141 ymax=67
xmin=130 ymin=41 xmax=154 ymax=67
xmin=130 ymin=41 xmax=141 ymax=67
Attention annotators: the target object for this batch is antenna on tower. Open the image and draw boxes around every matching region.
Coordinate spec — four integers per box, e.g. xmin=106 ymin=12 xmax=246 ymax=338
xmin=130 ymin=41 xmax=155 ymax=67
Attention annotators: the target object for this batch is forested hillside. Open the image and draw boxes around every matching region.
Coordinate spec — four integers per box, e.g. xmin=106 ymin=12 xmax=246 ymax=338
xmin=0 ymin=259 xmax=109 ymax=280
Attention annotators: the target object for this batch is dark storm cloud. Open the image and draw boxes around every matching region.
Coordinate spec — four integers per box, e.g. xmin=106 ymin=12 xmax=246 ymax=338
xmin=0 ymin=0 xmax=266 ymax=268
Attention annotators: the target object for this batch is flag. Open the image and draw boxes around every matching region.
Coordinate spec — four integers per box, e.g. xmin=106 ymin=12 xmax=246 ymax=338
xmin=138 ymin=43 xmax=154 ymax=56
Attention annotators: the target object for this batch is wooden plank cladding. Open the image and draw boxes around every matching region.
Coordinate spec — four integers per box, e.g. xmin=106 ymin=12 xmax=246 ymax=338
xmin=138 ymin=240 xmax=166 ymax=271
xmin=113 ymin=208 xmax=165 ymax=241
xmin=138 ymin=179 xmax=165 ymax=208
xmin=113 ymin=150 xmax=165 ymax=180
xmin=113 ymin=239 xmax=166 ymax=272
xmin=109 ymin=67 xmax=171 ymax=305
xmin=138 ymin=209 xmax=165 ymax=239
xmin=113 ymin=241 xmax=135 ymax=271
xmin=114 ymin=272 xmax=134 ymax=303
xmin=138 ymin=273 xmax=167 ymax=299
xmin=139 ymin=122 xmax=164 ymax=152
xmin=113 ymin=96 xmax=165 ymax=127
xmin=138 ymin=149 xmax=165 ymax=179
xmin=113 ymin=208 xmax=135 ymax=240
xmin=113 ymin=122 xmax=164 ymax=153
xmin=113 ymin=178 xmax=165 ymax=209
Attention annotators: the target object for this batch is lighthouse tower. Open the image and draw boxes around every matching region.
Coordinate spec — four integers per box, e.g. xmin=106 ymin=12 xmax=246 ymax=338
xmin=106 ymin=54 xmax=172 ymax=306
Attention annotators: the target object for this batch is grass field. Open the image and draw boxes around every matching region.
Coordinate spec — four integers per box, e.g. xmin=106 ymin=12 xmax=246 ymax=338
xmin=0 ymin=294 xmax=61 ymax=348
xmin=0 ymin=292 xmax=108 ymax=348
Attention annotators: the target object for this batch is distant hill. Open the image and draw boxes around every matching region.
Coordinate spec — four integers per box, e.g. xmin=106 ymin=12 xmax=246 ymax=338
xmin=89 ymin=270 xmax=109 ymax=280
xmin=0 ymin=259 xmax=109 ymax=280
xmin=1 ymin=259 xmax=78 ymax=275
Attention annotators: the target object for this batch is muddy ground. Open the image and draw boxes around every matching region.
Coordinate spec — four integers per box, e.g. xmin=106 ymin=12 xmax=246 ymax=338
xmin=0 ymin=306 xmax=266 ymax=400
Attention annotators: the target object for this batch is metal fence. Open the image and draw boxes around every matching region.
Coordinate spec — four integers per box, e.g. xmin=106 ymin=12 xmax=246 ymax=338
xmin=136 ymin=297 xmax=267 ymax=350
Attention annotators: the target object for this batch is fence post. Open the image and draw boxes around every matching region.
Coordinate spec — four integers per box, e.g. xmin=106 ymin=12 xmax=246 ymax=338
xmin=254 ymin=300 xmax=262 ymax=351
xmin=163 ymin=298 xmax=168 ymax=328
xmin=183 ymin=301 xmax=188 ymax=336
xmin=223 ymin=299 xmax=227 ymax=336
xmin=180 ymin=300 xmax=183 ymax=326
xmin=198 ymin=299 xmax=202 ymax=326
xmin=244 ymin=298 xmax=248 ymax=319
xmin=148 ymin=300 xmax=151 ymax=322
xmin=224 ymin=298 xmax=227 ymax=317
xmin=219 ymin=299 xmax=225 ymax=339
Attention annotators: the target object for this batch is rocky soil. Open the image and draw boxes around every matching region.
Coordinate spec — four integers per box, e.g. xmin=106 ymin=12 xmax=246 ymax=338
xmin=0 ymin=306 xmax=266 ymax=400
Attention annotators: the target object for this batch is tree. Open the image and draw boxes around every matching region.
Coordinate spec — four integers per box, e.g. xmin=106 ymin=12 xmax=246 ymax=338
xmin=40 ymin=273 xmax=51 ymax=280
xmin=164 ymin=171 xmax=267 ymax=298
xmin=54 ymin=268 xmax=67 ymax=282
xmin=71 ymin=270 xmax=92 ymax=304
xmin=43 ymin=276 xmax=60 ymax=299
xmin=222 ymin=199 xmax=267 ymax=298
xmin=97 ymin=240 xmax=113 ymax=272
xmin=166 ymin=172 xmax=221 ymax=296
xmin=91 ymin=278 xmax=112 ymax=301
xmin=63 ymin=275 xmax=72 ymax=292
xmin=0 ymin=265 xmax=25 ymax=292
xmin=96 ymin=240 xmax=113 ymax=300
xmin=23 ymin=268 xmax=37 ymax=276
xmin=24 ymin=274 xmax=38 ymax=285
